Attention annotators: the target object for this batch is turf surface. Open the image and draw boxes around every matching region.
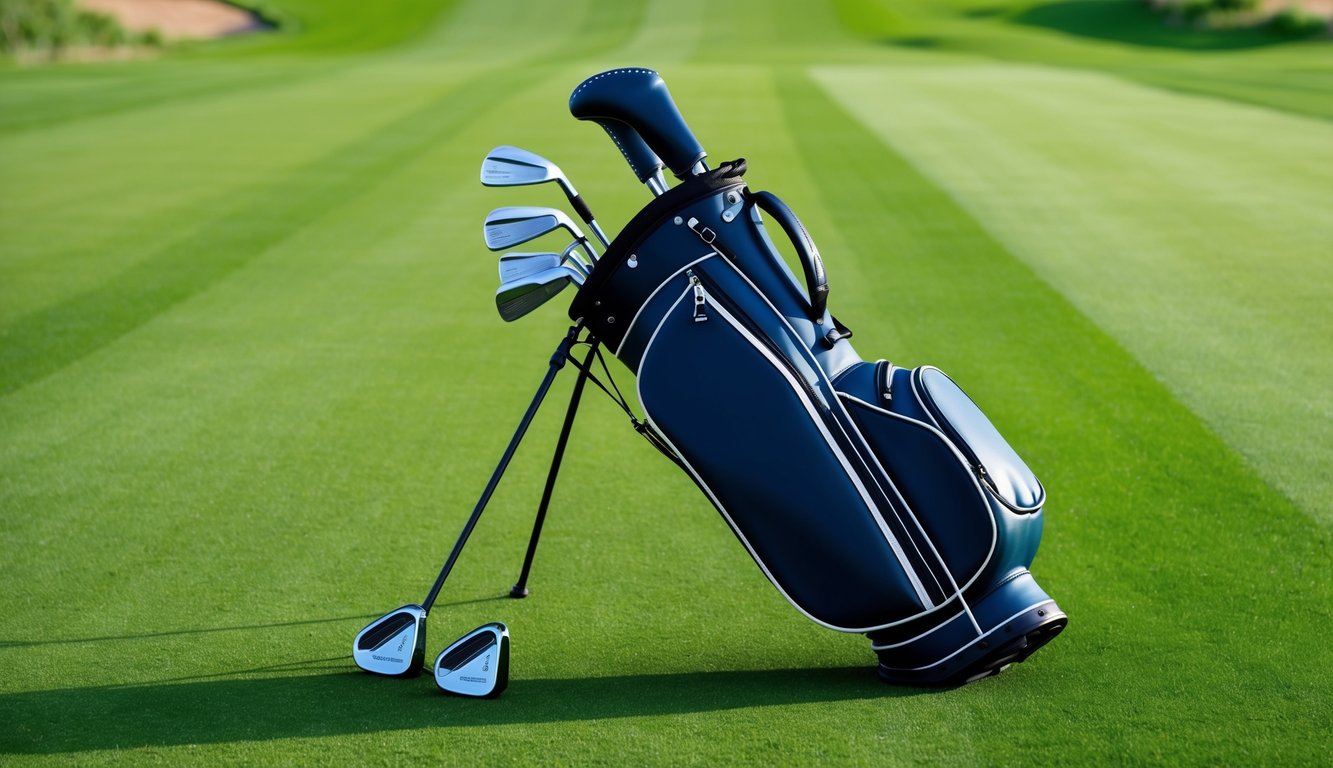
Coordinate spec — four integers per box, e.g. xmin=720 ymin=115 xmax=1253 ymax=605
xmin=1 ymin=0 xmax=1329 ymax=764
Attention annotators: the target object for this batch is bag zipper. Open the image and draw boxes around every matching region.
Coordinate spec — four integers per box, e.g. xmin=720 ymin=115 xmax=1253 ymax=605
xmin=690 ymin=272 xmax=708 ymax=323
xmin=911 ymin=370 xmax=1037 ymax=514
xmin=681 ymin=269 xmax=946 ymax=607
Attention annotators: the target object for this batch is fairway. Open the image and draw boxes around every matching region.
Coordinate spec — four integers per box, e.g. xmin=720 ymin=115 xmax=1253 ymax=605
xmin=2 ymin=1 xmax=1330 ymax=765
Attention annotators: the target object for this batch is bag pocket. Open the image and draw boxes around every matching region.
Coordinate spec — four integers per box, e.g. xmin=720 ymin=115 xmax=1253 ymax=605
xmin=911 ymin=367 xmax=1044 ymax=514
xmin=839 ymin=395 xmax=996 ymax=592
xmin=638 ymin=276 xmax=937 ymax=631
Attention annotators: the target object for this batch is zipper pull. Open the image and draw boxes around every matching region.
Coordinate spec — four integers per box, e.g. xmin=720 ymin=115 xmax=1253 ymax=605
xmin=974 ymin=463 xmax=995 ymax=493
xmin=688 ymin=271 xmax=708 ymax=323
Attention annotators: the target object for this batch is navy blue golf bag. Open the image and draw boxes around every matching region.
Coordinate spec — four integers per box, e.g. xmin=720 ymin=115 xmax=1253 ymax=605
xmin=565 ymin=70 xmax=1066 ymax=686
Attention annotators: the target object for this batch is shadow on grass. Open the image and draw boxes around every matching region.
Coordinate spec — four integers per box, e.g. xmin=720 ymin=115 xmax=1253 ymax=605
xmin=885 ymin=36 xmax=943 ymax=49
xmin=1013 ymin=0 xmax=1290 ymax=50
xmin=1 ymin=666 xmax=925 ymax=754
xmin=0 ymin=597 xmax=506 ymax=649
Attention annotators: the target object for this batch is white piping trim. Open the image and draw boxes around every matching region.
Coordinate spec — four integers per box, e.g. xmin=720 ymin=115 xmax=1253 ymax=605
xmin=877 ymin=600 xmax=1058 ymax=671
xmin=613 ymin=252 xmax=717 ymax=359
xmin=712 ymin=260 xmax=984 ymax=626
xmin=910 ymin=366 xmax=1046 ymax=514
xmin=839 ymin=394 xmax=1001 ymax=636
xmin=635 ymin=287 xmax=934 ymax=630
xmin=870 ymin=608 xmax=966 ymax=651
xmin=705 ymin=298 xmax=934 ymax=609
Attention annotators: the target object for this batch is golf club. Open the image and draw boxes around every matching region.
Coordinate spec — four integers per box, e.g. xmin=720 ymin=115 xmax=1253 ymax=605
xmin=484 ymin=206 xmax=599 ymax=265
xmin=354 ymin=326 xmax=582 ymax=679
xmin=496 ymin=264 xmax=584 ymax=323
xmin=559 ymin=241 xmax=592 ymax=276
xmin=498 ymin=252 xmax=564 ymax=281
xmin=481 ymin=146 xmax=612 ymax=247
xmin=434 ymin=622 xmax=510 ymax=698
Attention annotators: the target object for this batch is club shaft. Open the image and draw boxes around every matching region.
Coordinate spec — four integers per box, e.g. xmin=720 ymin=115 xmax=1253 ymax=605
xmin=421 ymin=325 xmax=581 ymax=612
xmin=511 ymin=342 xmax=597 ymax=594
xmin=646 ymin=172 xmax=668 ymax=197
xmin=577 ymin=237 xmax=600 ymax=265
xmin=557 ymin=180 xmax=611 ymax=248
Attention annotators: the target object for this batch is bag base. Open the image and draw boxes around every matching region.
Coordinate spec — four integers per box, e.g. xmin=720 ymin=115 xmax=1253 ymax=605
xmin=875 ymin=570 xmax=1067 ymax=687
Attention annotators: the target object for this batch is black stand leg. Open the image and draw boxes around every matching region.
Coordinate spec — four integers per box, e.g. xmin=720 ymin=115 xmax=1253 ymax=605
xmin=510 ymin=341 xmax=598 ymax=597
xmin=420 ymin=326 xmax=581 ymax=614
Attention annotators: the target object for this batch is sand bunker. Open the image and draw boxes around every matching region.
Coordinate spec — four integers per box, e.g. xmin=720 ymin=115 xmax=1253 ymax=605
xmin=77 ymin=0 xmax=266 ymax=40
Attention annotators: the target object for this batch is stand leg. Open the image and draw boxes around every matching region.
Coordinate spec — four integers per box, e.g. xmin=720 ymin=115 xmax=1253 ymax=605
xmin=420 ymin=326 xmax=581 ymax=613
xmin=510 ymin=342 xmax=598 ymax=597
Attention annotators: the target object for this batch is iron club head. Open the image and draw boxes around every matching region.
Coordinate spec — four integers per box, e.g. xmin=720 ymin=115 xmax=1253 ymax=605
xmin=481 ymin=146 xmax=576 ymax=197
xmin=434 ymin=622 xmax=510 ymax=698
xmin=353 ymin=604 xmax=427 ymax=677
xmin=484 ymin=206 xmax=589 ymax=252
xmin=495 ymin=265 xmax=584 ymax=322
xmin=481 ymin=146 xmax=611 ymax=247
xmin=498 ymin=252 xmax=563 ymax=283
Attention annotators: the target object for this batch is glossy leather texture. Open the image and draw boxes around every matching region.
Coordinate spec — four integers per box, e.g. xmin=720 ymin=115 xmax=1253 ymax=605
xmin=570 ymin=68 xmax=706 ymax=178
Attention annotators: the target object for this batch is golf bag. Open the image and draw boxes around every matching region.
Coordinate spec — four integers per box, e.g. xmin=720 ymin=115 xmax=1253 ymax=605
xmin=563 ymin=72 xmax=1067 ymax=686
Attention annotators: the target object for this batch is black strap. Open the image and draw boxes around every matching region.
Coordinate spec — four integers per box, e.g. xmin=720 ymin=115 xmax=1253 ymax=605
xmin=563 ymin=340 xmax=682 ymax=466
xmin=821 ymin=315 xmax=854 ymax=348
xmin=752 ymin=190 xmax=828 ymax=323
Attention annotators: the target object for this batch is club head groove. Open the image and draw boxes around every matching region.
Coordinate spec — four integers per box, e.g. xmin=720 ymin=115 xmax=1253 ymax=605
xmin=434 ymin=623 xmax=510 ymax=698
xmin=353 ymin=604 xmax=427 ymax=678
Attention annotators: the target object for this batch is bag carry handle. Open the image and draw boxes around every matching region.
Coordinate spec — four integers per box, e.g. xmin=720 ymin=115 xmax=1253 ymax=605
xmin=752 ymin=190 xmax=828 ymax=323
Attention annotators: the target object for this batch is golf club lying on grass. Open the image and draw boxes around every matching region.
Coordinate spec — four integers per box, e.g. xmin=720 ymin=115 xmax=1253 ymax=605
xmin=484 ymin=206 xmax=600 ymax=266
xmin=434 ymin=622 xmax=510 ymax=697
xmin=481 ymin=145 xmax=613 ymax=247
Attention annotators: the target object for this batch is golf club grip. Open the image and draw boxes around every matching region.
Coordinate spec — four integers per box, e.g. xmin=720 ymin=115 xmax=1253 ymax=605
xmin=593 ymin=119 xmax=664 ymax=183
xmin=570 ymin=68 xmax=705 ymax=179
xmin=753 ymin=191 xmax=828 ymax=323
xmin=568 ymin=193 xmax=594 ymax=224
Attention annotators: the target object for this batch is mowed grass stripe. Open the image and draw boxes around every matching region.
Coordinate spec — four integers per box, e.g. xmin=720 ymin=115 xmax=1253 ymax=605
xmin=777 ymin=70 xmax=1330 ymax=764
xmin=2 ymin=1 xmax=1330 ymax=764
xmin=0 ymin=60 xmax=336 ymax=137
xmin=811 ymin=63 xmax=1333 ymax=522
xmin=0 ymin=61 xmax=582 ymax=398
xmin=0 ymin=64 xmax=495 ymax=326
xmin=0 ymin=0 xmax=644 ymax=325
xmin=838 ymin=1 xmax=1333 ymax=124
xmin=0 ymin=62 xmax=657 ymax=698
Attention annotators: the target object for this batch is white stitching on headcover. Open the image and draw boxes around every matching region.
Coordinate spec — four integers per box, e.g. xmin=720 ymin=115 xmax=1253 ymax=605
xmin=571 ymin=69 xmax=659 ymax=173
xmin=601 ymin=125 xmax=633 ymax=166
xmin=570 ymin=68 xmax=658 ymax=100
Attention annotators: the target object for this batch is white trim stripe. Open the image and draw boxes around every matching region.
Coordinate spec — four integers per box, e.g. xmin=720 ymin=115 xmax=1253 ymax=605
xmin=613 ymin=252 xmax=717 ymax=359
xmin=877 ymin=601 xmax=1058 ymax=671
xmin=706 ymin=298 xmax=935 ymax=609
xmin=635 ymin=286 xmax=935 ymax=630
xmin=709 ymin=259 xmax=983 ymax=624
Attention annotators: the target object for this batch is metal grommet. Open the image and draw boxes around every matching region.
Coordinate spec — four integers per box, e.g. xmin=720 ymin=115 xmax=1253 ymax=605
xmin=607 ymin=316 xmax=616 ymax=324
xmin=628 ymin=255 xmax=638 ymax=268
xmin=673 ymin=216 xmax=683 ymax=225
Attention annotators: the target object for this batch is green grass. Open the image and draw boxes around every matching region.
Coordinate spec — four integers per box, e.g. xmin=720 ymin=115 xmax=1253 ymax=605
xmin=2 ymin=0 xmax=1330 ymax=764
